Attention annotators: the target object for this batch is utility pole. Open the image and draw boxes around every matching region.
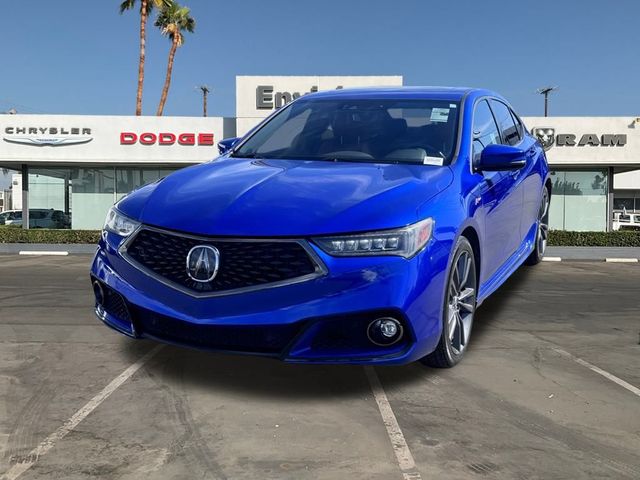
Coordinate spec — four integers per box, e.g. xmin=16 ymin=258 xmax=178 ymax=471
xmin=198 ymin=85 xmax=210 ymax=117
xmin=536 ymin=86 xmax=558 ymax=117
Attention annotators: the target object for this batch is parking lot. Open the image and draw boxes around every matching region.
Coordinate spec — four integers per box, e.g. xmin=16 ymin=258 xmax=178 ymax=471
xmin=0 ymin=255 xmax=639 ymax=480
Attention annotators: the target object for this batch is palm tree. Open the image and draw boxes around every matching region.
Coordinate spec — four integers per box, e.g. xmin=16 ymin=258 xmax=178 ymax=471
xmin=119 ymin=0 xmax=169 ymax=115
xmin=155 ymin=1 xmax=195 ymax=116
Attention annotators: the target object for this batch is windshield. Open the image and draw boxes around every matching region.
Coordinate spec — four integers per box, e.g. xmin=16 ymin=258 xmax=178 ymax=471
xmin=233 ymin=98 xmax=460 ymax=165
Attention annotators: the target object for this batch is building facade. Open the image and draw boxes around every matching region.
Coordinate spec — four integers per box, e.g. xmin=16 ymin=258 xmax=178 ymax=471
xmin=0 ymin=76 xmax=638 ymax=232
xmin=523 ymin=117 xmax=640 ymax=231
xmin=0 ymin=114 xmax=235 ymax=229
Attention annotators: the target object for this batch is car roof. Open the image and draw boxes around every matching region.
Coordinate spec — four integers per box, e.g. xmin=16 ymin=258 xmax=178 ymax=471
xmin=305 ymin=86 xmax=502 ymax=102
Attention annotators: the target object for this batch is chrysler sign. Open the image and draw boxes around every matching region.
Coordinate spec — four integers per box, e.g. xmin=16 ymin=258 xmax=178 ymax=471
xmin=3 ymin=126 xmax=93 ymax=146
xmin=532 ymin=127 xmax=627 ymax=151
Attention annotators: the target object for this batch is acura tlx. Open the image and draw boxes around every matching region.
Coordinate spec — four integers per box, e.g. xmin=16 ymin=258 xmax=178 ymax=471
xmin=91 ymin=87 xmax=550 ymax=367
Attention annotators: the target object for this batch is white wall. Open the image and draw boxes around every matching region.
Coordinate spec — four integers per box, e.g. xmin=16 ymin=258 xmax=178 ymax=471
xmin=613 ymin=169 xmax=640 ymax=189
xmin=522 ymin=117 xmax=640 ymax=167
xmin=10 ymin=174 xmax=21 ymax=210
xmin=0 ymin=114 xmax=236 ymax=167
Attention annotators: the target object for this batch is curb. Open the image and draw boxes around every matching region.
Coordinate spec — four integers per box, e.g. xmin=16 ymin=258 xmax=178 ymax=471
xmin=19 ymin=251 xmax=69 ymax=256
xmin=543 ymin=257 xmax=639 ymax=263
xmin=0 ymin=244 xmax=97 ymax=255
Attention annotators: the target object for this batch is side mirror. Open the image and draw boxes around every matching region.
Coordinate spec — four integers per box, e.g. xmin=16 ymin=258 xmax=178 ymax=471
xmin=477 ymin=144 xmax=526 ymax=171
xmin=217 ymin=137 xmax=240 ymax=155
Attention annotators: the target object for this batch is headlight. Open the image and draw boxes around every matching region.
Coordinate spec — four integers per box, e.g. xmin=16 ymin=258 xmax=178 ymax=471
xmin=313 ymin=218 xmax=434 ymax=258
xmin=103 ymin=207 xmax=140 ymax=237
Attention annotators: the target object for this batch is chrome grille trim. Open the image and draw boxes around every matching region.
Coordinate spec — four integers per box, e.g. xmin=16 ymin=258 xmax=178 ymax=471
xmin=118 ymin=225 xmax=328 ymax=299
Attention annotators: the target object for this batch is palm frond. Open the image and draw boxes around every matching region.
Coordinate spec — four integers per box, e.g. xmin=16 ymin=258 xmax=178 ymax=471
xmin=120 ymin=0 xmax=169 ymax=15
xmin=154 ymin=1 xmax=195 ymax=42
xmin=119 ymin=0 xmax=136 ymax=14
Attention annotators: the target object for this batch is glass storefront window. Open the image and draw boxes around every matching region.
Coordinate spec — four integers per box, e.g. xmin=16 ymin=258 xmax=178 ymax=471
xmin=115 ymin=168 xmax=176 ymax=201
xmin=25 ymin=166 xmax=182 ymax=229
xmin=70 ymin=168 xmax=116 ymax=229
xmin=614 ymin=197 xmax=634 ymax=211
xmin=549 ymin=169 xmax=608 ymax=231
xmin=28 ymin=169 xmax=72 ymax=229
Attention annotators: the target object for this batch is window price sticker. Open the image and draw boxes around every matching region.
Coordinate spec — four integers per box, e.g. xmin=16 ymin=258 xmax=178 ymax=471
xmin=423 ymin=156 xmax=444 ymax=166
xmin=430 ymin=108 xmax=450 ymax=123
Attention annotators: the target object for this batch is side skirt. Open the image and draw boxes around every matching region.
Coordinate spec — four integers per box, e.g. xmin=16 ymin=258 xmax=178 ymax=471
xmin=477 ymin=222 xmax=537 ymax=304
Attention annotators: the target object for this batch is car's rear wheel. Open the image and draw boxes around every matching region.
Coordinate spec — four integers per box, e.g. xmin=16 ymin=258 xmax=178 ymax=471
xmin=422 ymin=236 xmax=477 ymax=368
xmin=525 ymin=187 xmax=550 ymax=266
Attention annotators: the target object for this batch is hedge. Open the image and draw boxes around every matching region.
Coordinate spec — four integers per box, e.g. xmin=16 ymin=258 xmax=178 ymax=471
xmin=0 ymin=227 xmax=101 ymax=244
xmin=548 ymin=230 xmax=640 ymax=247
xmin=0 ymin=227 xmax=639 ymax=247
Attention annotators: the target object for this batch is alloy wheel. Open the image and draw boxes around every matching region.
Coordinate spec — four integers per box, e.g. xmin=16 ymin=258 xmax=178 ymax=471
xmin=537 ymin=189 xmax=550 ymax=256
xmin=447 ymin=250 xmax=477 ymax=355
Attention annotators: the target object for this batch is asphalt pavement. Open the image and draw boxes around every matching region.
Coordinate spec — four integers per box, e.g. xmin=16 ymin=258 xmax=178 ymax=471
xmin=0 ymin=255 xmax=638 ymax=480
xmin=3 ymin=243 xmax=640 ymax=261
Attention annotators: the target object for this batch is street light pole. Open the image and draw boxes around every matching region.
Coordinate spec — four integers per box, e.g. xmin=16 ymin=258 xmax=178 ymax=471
xmin=536 ymin=86 xmax=558 ymax=117
xmin=198 ymin=85 xmax=210 ymax=117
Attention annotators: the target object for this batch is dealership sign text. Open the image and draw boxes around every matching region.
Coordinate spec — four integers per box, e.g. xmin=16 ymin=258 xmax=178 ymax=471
xmin=120 ymin=132 xmax=215 ymax=146
xmin=3 ymin=126 xmax=93 ymax=146
xmin=532 ymin=127 xmax=627 ymax=151
xmin=256 ymin=85 xmax=344 ymax=110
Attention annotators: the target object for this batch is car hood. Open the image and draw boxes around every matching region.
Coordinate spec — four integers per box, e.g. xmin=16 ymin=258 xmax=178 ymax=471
xmin=127 ymin=158 xmax=453 ymax=237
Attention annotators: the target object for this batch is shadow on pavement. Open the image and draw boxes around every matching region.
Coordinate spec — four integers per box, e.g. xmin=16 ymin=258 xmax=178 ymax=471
xmin=116 ymin=266 xmax=534 ymax=398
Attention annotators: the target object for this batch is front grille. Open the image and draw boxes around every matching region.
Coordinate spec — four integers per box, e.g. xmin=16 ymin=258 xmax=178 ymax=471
xmin=124 ymin=227 xmax=322 ymax=295
xmin=131 ymin=305 xmax=303 ymax=354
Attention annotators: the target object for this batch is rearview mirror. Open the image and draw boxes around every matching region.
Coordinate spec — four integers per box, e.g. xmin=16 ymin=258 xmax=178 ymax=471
xmin=477 ymin=144 xmax=526 ymax=171
xmin=218 ymin=137 xmax=240 ymax=155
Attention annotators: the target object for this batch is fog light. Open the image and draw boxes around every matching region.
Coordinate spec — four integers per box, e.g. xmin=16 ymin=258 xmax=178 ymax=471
xmin=93 ymin=280 xmax=105 ymax=306
xmin=367 ymin=317 xmax=403 ymax=346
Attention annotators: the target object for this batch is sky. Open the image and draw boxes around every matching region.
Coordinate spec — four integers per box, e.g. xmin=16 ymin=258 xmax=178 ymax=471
xmin=0 ymin=0 xmax=639 ymax=120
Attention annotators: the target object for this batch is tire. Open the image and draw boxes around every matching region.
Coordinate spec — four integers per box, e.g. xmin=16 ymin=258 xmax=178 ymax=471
xmin=422 ymin=236 xmax=477 ymax=368
xmin=525 ymin=186 xmax=550 ymax=266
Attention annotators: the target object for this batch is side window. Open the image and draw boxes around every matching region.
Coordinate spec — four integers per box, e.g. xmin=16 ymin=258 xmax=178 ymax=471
xmin=489 ymin=100 xmax=520 ymax=146
xmin=472 ymin=100 xmax=501 ymax=166
xmin=510 ymin=109 xmax=525 ymax=139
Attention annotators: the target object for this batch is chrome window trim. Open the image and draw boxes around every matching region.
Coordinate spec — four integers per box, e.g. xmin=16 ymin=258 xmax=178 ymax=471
xmin=118 ymin=225 xmax=329 ymax=299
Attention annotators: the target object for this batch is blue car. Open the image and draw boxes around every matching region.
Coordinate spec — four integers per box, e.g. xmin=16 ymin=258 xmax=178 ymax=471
xmin=91 ymin=87 xmax=550 ymax=367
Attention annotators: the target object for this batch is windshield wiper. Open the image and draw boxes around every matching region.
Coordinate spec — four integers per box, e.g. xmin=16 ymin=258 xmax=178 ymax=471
xmin=230 ymin=152 xmax=264 ymax=159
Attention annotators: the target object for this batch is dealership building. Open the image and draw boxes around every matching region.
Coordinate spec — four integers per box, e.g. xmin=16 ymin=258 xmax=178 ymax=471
xmin=1 ymin=75 xmax=639 ymax=231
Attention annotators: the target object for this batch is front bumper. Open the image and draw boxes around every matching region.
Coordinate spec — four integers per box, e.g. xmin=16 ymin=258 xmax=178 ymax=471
xmin=90 ymin=230 xmax=451 ymax=365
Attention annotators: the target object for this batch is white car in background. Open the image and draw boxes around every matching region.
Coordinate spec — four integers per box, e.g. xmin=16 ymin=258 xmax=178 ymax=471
xmin=612 ymin=209 xmax=640 ymax=231
xmin=0 ymin=209 xmax=70 ymax=229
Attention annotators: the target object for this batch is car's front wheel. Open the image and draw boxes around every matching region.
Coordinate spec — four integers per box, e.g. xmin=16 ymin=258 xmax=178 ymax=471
xmin=422 ymin=236 xmax=477 ymax=368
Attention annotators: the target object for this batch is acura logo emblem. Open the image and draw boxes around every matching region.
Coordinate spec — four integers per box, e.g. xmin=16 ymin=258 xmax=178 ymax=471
xmin=186 ymin=245 xmax=220 ymax=283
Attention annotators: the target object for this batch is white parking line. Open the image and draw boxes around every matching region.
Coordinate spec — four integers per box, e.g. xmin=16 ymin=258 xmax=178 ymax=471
xmin=605 ymin=258 xmax=639 ymax=263
xmin=364 ymin=366 xmax=422 ymax=480
xmin=542 ymin=257 xmax=562 ymax=262
xmin=18 ymin=251 xmax=69 ymax=256
xmin=553 ymin=347 xmax=640 ymax=398
xmin=0 ymin=345 xmax=164 ymax=480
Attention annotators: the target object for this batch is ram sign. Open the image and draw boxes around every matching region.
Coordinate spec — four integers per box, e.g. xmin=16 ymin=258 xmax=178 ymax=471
xmin=522 ymin=117 xmax=638 ymax=166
